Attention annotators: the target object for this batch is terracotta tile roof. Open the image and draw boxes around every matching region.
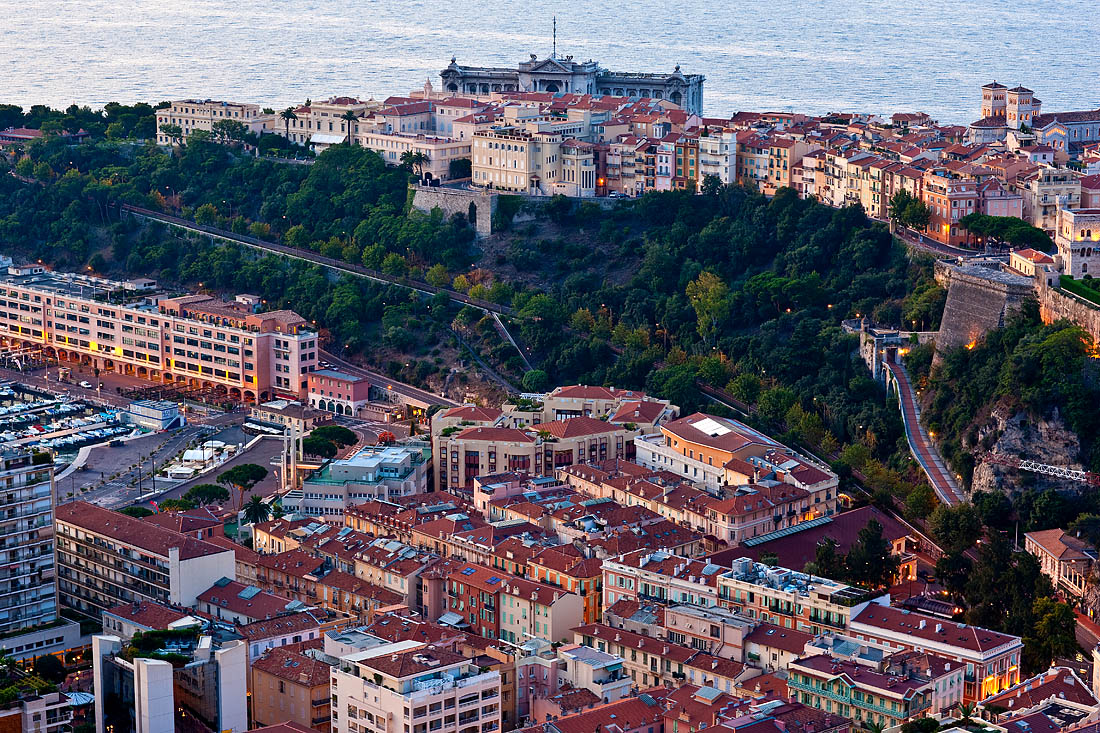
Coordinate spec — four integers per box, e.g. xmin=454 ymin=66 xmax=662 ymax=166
xmin=235 ymin=609 xmax=329 ymax=642
xmin=362 ymin=615 xmax=463 ymax=645
xmin=440 ymin=405 xmax=503 ymax=422
xmin=529 ymin=546 xmax=603 ymax=578
xmin=521 ymin=688 xmax=671 ymax=733
xmin=983 ymin=666 xmax=1098 ymax=710
xmin=574 ymin=623 xmax=699 ymax=663
xmin=588 ymin=519 xmax=703 ymax=555
xmin=550 ymin=385 xmax=647 ymax=401
xmin=609 ymin=400 xmax=669 ymax=425
xmin=453 ymin=426 xmax=535 ymax=443
xmin=56 ymin=501 xmax=230 ymax=561
xmin=103 ymin=600 xmax=193 ymax=631
xmin=356 ymin=645 xmax=467 ymax=678
xmin=547 ymin=686 xmax=602 ymax=712
xmin=251 ymin=646 xmax=331 ymax=687
xmin=198 ymin=578 xmax=296 ymax=620
xmin=202 ymin=534 xmax=261 ymax=565
xmin=739 ymin=671 xmax=789 ymax=697
xmin=851 ymin=604 xmax=1021 ymax=653
xmin=534 ymin=416 xmax=624 ymax=439
xmin=142 ymin=507 xmax=222 ymax=535
xmin=605 ymin=598 xmax=666 ymax=627
xmin=662 ymin=413 xmax=778 ymax=455
xmin=1034 ymin=110 xmax=1100 ymax=128
xmin=257 ymin=549 xmax=327 ymax=578
xmin=745 ymin=623 xmax=813 ymax=654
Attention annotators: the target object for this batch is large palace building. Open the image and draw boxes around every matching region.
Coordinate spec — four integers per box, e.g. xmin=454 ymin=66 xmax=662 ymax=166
xmin=440 ymin=53 xmax=705 ymax=115
xmin=0 ymin=262 xmax=318 ymax=402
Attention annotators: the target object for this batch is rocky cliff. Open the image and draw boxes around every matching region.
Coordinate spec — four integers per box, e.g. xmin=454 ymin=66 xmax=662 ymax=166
xmin=970 ymin=405 xmax=1084 ymax=496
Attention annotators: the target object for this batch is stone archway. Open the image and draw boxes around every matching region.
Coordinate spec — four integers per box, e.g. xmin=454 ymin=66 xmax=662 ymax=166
xmin=670 ymin=91 xmax=682 ymax=106
xmin=446 ymin=82 xmax=458 ymax=92
xmin=244 ymin=390 xmax=256 ymax=402
xmin=468 ymin=202 xmax=477 ymax=226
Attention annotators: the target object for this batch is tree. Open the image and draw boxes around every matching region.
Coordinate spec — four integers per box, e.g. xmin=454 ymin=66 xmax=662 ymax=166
xmin=685 ymin=271 xmax=731 ymax=347
xmin=845 ymin=519 xmax=901 ymax=588
xmin=376 ymin=431 xmax=397 ymax=445
xmin=339 ymin=110 xmax=359 ymax=144
xmin=311 ymin=425 xmax=357 ymax=447
xmin=32 ymin=654 xmax=66 ymax=684
xmin=279 ymin=107 xmax=298 ymax=141
xmin=183 ymin=483 xmax=230 ymax=507
xmin=425 ymin=264 xmax=449 ymax=287
xmin=157 ymin=498 xmax=194 ymax=512
xmin=242 ymin=495 xmax=271 ymax=525
xmin=727 ymin=373 xmax=762 ymax=404
xmin=158 ymin=123 xmax=183 ymax=146
xmin=701 ymin=174 xmax=722 ymax=196
xmin=809 ymin=537 xmax=846 ymax=580
xmin=119 ymin=506 xmax=154 ymax=518
xmin=301 ymin=436 xmax=337 ymax=458
xmin=211 ymin=119 xmax=248 ymax=146
xmin=888 ymin=190 xmax=915 ymax=225
xmin=760 ymin=552 xmax=780 ymax=567
xmin=217 ymin=464 xmax=269 ymax=510
xmin=400 ymin=150 xmax=430 ymax=177
xmin=902 ymin=199 xmax=932 ymax=232
xmin=1025 ymin=597 xmax=1079 ymax=672
xmin=928 ymin=504 xmax=982 ymax=556
xmin=522 ymin=369 xmax=550 ymax=393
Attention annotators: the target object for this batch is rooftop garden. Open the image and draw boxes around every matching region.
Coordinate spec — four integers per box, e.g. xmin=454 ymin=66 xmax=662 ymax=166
xmin=122 ymin=627 xmax=201 ymax=667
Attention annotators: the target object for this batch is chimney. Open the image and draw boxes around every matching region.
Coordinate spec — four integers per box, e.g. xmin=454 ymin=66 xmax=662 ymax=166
xmin=935 ymin=623 xmax=943 ymax=633
xmin=918 ymin=619 xmax=926 ymax=629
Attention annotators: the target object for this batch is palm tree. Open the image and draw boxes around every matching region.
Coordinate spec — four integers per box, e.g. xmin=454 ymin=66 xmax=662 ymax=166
xmin=400 ymin=150 xmax=430 ymax=178
xmin=339 ymin=110 xmax=360 ymax=144
xmin=242 ymin=495 xmax=271 ymax=525
xmin=865 ymin=721 xmax=886 ymax=733
xmin=279 ymin=107 xmax=298 ymax=142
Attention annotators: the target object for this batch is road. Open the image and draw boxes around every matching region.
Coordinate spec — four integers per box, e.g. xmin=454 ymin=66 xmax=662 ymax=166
xmin=891 ymin=225 xmax=981 ymax=259
xmin=885 ymin=361 xmax=966 ymax=505
xmin=320 ymin=349 xmax=458 ymax=408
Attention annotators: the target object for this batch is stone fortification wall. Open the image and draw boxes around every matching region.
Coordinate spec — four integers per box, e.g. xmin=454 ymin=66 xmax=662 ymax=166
xmin=934 ymin=262 xmax=1033 ymax=358
xmin=1038 ymin=283 xmax=1100 ymax=343
xmin=410 ymin=186 xmax=498 ymax=237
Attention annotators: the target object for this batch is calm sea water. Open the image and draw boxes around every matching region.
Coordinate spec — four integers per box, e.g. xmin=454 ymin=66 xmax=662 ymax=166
xmin=1 ymin=0 xmax=1096 ymax=123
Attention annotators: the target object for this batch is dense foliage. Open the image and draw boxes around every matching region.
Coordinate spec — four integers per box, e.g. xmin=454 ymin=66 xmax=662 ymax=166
xmin=909 ymin=301 xmax=1100 ymax=480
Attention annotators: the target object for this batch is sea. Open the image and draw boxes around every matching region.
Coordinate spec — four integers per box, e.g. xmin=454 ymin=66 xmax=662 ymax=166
xmin=1 ymin=0 xmax=1097 ymax=124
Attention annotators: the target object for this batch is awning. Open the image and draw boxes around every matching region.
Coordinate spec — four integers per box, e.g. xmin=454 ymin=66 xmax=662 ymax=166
xmin=437 ymin=612 xmax=466 ymax=627
xmin=310 ymin=133 xmax=346 ymax=145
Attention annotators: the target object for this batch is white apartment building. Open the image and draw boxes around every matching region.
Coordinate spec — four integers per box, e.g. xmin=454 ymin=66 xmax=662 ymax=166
xmin=699 ymin=130 xmax=738 ymax=185
xmin=330 ymin=641 xmax=502 ymax=733
xmin=155 ymin=99 xmax=268 ymax=144
xmin=0 ymin=266 xmax=318 ymax=401
xmin=0 ymin=447 xmax=57 ymax=632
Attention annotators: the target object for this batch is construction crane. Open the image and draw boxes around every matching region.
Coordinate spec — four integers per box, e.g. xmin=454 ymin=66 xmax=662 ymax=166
xmin=982 ymin=453 xmax=1100 ymax=487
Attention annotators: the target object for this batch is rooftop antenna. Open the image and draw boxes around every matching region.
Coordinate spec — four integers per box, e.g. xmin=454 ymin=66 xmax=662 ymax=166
xmin=552 ymin=16 xmax=557 ymax=58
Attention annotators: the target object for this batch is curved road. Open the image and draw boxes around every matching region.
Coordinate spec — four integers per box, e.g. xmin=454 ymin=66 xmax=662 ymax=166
xmin=885 ymin=361 xmax=966 ymax=505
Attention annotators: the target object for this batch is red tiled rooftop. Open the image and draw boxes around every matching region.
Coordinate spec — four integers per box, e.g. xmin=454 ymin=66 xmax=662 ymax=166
xmin=56 ymin=501 xmax=231 ymax=561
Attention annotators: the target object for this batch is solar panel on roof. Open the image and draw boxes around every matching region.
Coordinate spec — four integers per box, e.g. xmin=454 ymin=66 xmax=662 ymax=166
xmin=461 ymin=567 xmax=476 ymax=576
xmin=487 ymin=576 xmax=501 ymax=585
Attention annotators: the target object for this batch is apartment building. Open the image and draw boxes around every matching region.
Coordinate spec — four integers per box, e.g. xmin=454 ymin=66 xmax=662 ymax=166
xmin=285 ymin=444 xmax=432 ymax=518
xmin=307 ymin=368 xmax=372 ymax=417
xmin=329 ymin=641 xmax=502 ymax=733
xmin=471 ymin=126 xmax=564 ymax=193
xmin=634 ymin=413 xmax=838 ymax=527
xmin=716 ymin=557 xmax=887 ymax=635
xmin=922 ymin=167 xmax=980 ymax=246
xmin=847 ymin=604 xmax=1023 ymax=702
xmin=602 ymin=549 xmax=723 ymax=610
xmin=0 ymin=266 xmax=318 ymax=401
xmin=526 ymin=545 xmax=603 ymax=624
xmin=445 ymin=562 xmax=583 ymax=644
xmin=251 ymin=645 xmax=333 ymax=732
xmin=0 ymin=448 xmax=57 ymax=633
xmin=155 ymin=99 xmax=268 ymax=145
xmin=1021 ymin=167 xmax=1081 ymax=233
xmin=1025 ymin=529 xmax=1099 ymax=598
xmin=788 ymin=649 xmax=962 ymax=729
xmin=54 ymin=501 xmax=235 ymax=619
xmin=698 ymin=129 xmax=738 ymax=185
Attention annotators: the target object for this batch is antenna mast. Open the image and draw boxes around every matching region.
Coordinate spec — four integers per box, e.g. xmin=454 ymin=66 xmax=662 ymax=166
xmin=552 ymin=16 xmax=557 ymax=58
